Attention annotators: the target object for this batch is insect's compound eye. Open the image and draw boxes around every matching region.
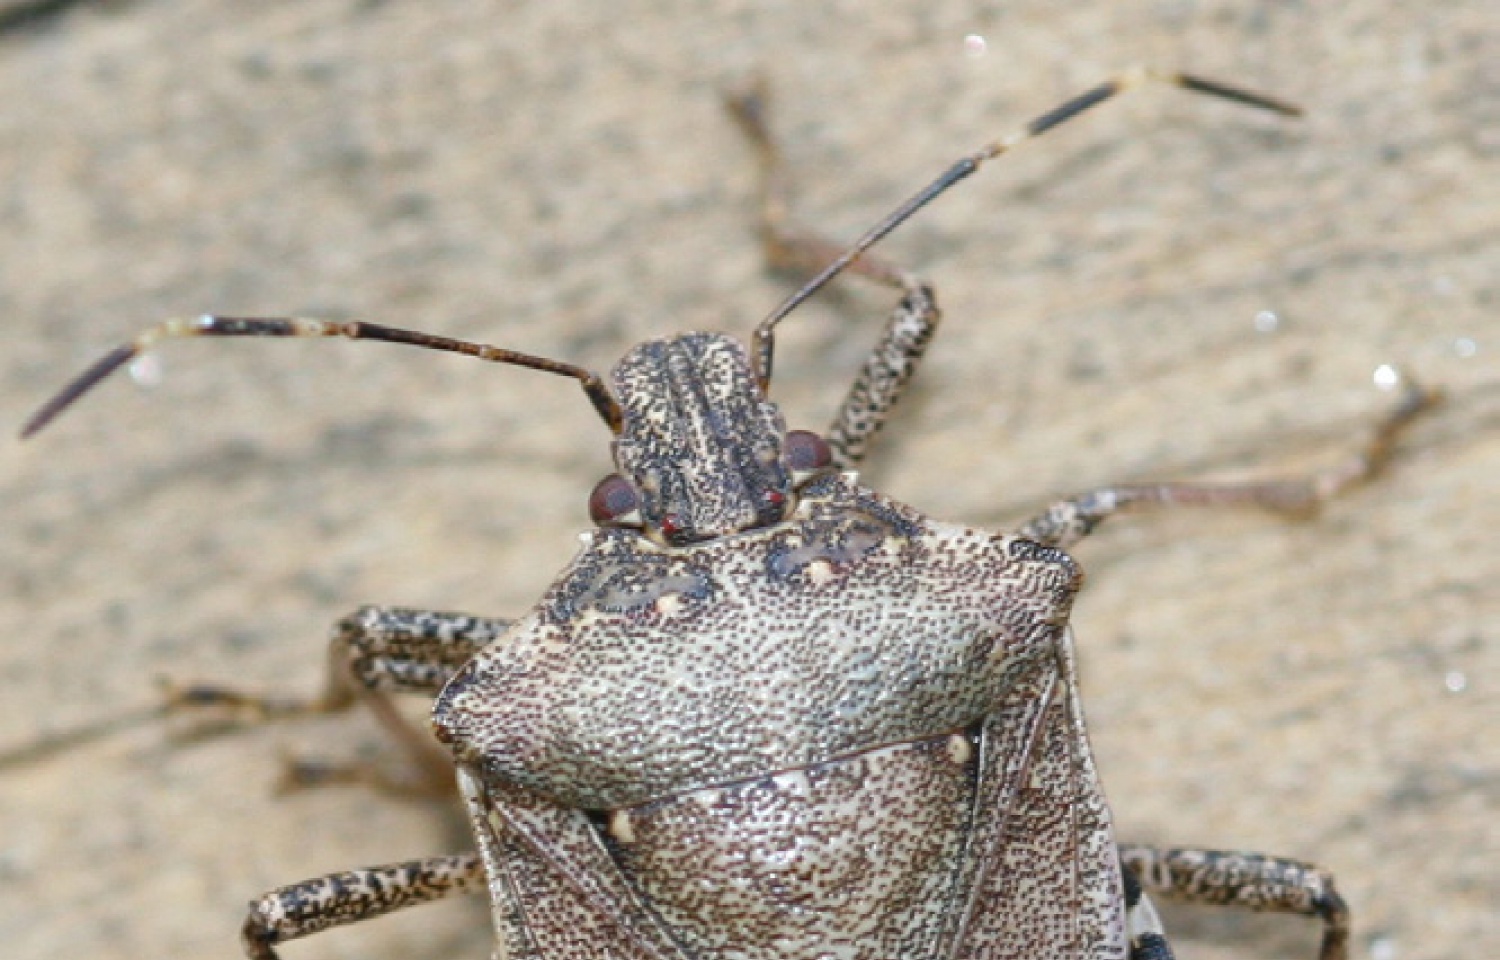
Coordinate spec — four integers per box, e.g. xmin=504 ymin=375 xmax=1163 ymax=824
xmin=785 ymin=430 xmax=833 ymax=472
xmin=588 ymin=474 xmax=642 ymax=527
xmin=759 ymin=487 xmax=789 ymax=521
xmin=659 ymin=512 xmax=686 ymax=542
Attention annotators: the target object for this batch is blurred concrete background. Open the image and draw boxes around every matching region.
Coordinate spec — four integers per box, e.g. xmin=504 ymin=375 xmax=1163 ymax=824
xmin=1 ymin=2 xmax=1495 ymax=959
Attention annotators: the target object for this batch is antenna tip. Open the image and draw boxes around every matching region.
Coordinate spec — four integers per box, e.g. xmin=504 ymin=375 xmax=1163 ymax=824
xmin=20 ymin=343 xmax=138 ymax=440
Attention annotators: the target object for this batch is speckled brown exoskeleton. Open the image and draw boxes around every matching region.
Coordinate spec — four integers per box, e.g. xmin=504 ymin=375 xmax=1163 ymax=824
xmin=22 ymin=69 xmax=1439 ymax=960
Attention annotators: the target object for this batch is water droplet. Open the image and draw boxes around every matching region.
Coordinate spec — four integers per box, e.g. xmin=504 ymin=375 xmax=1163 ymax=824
xmin=1370 ymin=936 xmax=1399 ymax=960
xmin=1253 ymin=309 xmax=1280 ymax=333
xmin=963 ymin=34 xmax=987 ymax=58
xmin=1372 ymin=364 xmax=1401 ymax=390
xmin=1444 ymin=671 xmax=1467 ymax=694
xmin=128 ymin=354 xmax=162 ymax=387
xmin=1453 ymin=336 xmax=1478 ymax=358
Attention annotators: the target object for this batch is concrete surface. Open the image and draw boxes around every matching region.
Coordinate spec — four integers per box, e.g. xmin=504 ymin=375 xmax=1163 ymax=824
xmin=1 ymin=2 xmax=1495 ymax=959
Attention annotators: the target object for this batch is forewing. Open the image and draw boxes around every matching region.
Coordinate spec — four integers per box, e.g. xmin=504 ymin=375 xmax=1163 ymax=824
xmin=457 ymin=765 xmax=690 ymax=960
xmin=948 ymin=627 xmax=1129 ymax=960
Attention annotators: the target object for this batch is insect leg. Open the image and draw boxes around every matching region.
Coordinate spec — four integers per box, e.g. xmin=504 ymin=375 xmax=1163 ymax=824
xmin=168 ymin=606 xmax=510 ymax=793
xmin=1015 ymin=375 xmax=1440 ymax=550
xmin=724 ymin=77 xmax=913 ymax=291
xmin=817 ymin=281 xmax=939 ymax=469
xmin=1120 ymin=844 xmax=1350 ymax=960
xmin=725 ymin=81 xmax=940 ymax=469
xmin=240 ymin=853 xmax=485 ymax=960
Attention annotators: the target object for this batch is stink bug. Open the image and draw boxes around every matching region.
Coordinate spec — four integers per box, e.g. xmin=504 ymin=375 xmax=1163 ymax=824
xmin=22 ymin=68 xmax=1437 ymax=960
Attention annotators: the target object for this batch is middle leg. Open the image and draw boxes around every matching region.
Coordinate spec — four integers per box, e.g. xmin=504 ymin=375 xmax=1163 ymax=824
xmin=1016 ymin=376 xmax=1440 ymax=550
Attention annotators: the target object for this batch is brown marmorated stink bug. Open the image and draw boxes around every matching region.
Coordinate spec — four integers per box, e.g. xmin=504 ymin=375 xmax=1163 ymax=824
xmin=23 ymin=68 xmax=1438 ymax=960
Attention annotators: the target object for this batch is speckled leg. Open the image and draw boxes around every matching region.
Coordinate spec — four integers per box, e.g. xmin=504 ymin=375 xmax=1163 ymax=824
xmin=167 ymin=606 xmax=511 ymax=790
xmin=1017 ymin=376 xmax=1440 ymax=550
xmin=725 ymin=81 xmax=940 ymax=470
xmin=241 ymin=853 xmax=485 ymax=960
xmin=1120 ymin=845 xmax=1350 ymax=960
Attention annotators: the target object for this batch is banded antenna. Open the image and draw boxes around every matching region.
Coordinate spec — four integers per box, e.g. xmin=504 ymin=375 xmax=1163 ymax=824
xmin=21 ymin=68 xmax=1298 ymax=438
xmin=749 ymin=66 xmax=1301 ymax=388
xmin=21 ymin=316 xmax=623 ymax=439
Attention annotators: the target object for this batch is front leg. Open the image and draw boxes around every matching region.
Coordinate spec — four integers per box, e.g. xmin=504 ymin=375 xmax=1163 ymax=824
xmin=168 ymin=606 xmax=512 ymax=790
xmin=725 ymin=82 xmax=941 ymax=469
xmin=823 ymin=280 xmax=940 ymax=468
xmin=170 ymin=606 xmax=512 ymax=715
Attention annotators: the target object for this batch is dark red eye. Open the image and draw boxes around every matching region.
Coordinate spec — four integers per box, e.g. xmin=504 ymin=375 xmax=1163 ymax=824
xmin=660 ymin=512 xmax=684 ymax=540
xmin=785 ymin=430 xmax=832 ymax=471
xmin=588 ymin=474 xmax=640 ymax=526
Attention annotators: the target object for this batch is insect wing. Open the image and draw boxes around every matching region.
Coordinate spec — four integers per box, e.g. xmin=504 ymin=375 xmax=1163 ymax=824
xmin=950 ymin=625 xmax=1128 ymax=959
xmin=458 ymin=765 xmax=689 ymax=960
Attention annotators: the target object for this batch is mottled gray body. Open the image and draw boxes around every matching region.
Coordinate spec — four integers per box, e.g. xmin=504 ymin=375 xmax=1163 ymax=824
xmin=436 ymin=465 xmax=1125 ymax=959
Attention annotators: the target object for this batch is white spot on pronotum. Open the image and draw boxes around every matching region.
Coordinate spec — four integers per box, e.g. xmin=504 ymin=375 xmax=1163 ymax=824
xmin=963 ymin=34 xmax=987 ymax=58
xmin=946 ymin=734 xmax=973 ymax=764
xmin=608 ymin=810 xmax=635 ymax=844
xmin=1372 ymin=364 xmax=1401 ymax=391
xmin=1453 ymin=336 xmax=1478 ymax=358
xmin=1444 ymin=671 xmax=1467 ymax=694
xmin=655 ymin=594 xmax=682 ymax=616
xmin=128 ymin=353 xmax=162 ymax=387
xmin=807 ymin=560 xmax=836 ymax=585
xmin=1253 ymin=309 xmax=1280 ymax=333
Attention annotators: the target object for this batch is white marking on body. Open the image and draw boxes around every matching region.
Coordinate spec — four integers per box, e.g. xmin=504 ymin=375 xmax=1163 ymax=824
xmin=946 ymin=733 xmax=973 ymax=764
xmin=808 ymin=560 xmax=835 ymax=585
xmin=608 ymin=809 xmax=635 ymax=844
